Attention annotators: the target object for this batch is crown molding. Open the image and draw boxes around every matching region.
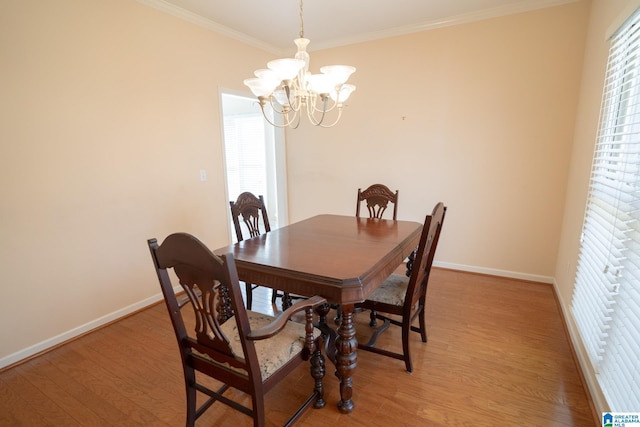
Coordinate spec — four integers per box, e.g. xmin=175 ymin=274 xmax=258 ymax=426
xmin=135 ymin=0 xmax=286 ymax=55
xmin=311 ymin=0 xmax=581 ymax=50
xmin=137 ymin=0 xmax=580 ymax=54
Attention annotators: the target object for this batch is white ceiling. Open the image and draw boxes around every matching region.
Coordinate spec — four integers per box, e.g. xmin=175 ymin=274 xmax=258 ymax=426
xmin=140 ymin=0 xmax=578 ymax=54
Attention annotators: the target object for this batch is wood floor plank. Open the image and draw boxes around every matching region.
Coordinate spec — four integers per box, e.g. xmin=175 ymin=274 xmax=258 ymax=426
xmin=1 ymin=364 xmax=82 ymax=426
xmin=17 ymin=356 xmax=105 ymax=426
xmin=0 ymin=268 xmax=596 ymax=426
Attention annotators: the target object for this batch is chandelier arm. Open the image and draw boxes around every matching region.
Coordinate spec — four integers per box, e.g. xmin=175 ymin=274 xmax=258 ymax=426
xmin=306 ymin=96 xmax=329 ymax=126
xmin=265 ymin=97 xmax=289 ymax=116
xmin=258 ymin=105 xmax=287 ymax=128
xmin=306 ymin=110 xmax=324 ymax=126
xmin=267 ymin=95 xmax=290 ymax=116
xmin=290 ymin=112 xmax=301 ymax=129
xmin=317 ymin=106 xmax=344 ymax=128
xmin=309 ymin=96 xmax=339 ymax=114
xmin=257 ymin=100 xmax=301 ymax=128
xmin=285 ymin=108 xmax=301 ymax=128
xmin=288 ymin=92 xmax=303 ymax=113
xmin=283 ymin=84 xmax=295 ymax=109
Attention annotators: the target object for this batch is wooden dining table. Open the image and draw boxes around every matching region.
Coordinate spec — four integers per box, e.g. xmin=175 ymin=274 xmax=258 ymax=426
xmin=215 ymin=214 xmax=422 ymax=414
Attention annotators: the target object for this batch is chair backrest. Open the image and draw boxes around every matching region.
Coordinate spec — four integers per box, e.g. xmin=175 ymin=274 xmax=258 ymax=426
xmin=356 ymin=184 xmax=399 ymax=220
xmin=148 ymin=233 xmax=260 ymax=385
xmin=230 ymin=192 xmax=271 ymax=242
xmin=404 ymin=202 xmax=447 ymax=310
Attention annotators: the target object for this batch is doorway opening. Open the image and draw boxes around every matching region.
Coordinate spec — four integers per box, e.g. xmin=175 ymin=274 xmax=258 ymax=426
xmin=220 ymin=91 xmax=288 ymax=241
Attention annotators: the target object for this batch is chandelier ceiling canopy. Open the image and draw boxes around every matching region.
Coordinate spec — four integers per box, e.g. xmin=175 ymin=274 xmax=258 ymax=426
xmin=243 ymin=0 xmax=356 ymax=128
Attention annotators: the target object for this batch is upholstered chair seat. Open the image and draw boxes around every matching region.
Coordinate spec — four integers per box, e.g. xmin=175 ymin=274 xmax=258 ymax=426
xmin=196 ymin=311 xmax=322 ymax=381
xmin=365 ymin=274 xmax=409 ymax=307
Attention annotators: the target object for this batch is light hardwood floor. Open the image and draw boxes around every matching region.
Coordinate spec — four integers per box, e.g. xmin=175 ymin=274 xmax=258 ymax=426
xmin=0 ymin=268 xmax=596 ymax=426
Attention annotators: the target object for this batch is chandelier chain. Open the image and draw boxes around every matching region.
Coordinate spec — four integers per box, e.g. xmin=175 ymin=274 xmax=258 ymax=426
xmin=299 ymin=0 xmax=304 ymax=38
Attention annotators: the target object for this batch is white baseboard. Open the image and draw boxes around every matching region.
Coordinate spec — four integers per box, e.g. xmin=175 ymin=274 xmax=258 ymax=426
xmin=0 ymin=290 xmax=173 ymax=370
xmin=551 ymin=279 xmax=608 ymax=416
xmin=434 ymin=261 xmax=555 ymax=284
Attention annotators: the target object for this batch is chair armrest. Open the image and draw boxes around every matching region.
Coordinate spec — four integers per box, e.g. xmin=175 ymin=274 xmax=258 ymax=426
xmin=247 ymin=295 xmax=327 ymax=340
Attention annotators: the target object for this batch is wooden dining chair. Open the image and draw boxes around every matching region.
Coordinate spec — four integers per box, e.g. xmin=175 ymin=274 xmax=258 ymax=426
xmin=356 ymin=183 xmax=399 ymax=220
xmin=230 ymin=191 xmax=302 ymax=311
xmin=356 ymin=202 xmax=446 ymax=373
xmin=229 ymin=192 xmax=278 ymax=309
xmin=335 ymin=183 xmax=400 ymax=324
xmin=148 ymin=232 xmax=326 ymax=427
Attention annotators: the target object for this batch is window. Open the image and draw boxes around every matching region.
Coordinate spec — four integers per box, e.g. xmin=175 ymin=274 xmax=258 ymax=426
xmin=220 ymin=92 xmax=288 ymax=240
xmin=571 ymin=9 xmax=640 ymax=411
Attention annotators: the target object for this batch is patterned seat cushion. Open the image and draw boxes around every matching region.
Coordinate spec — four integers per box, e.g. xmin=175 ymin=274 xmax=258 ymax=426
xmin=367 ymin=274 xmax=408 ymax=306
xmin=211 ymin=311 xmax=320 ymax=381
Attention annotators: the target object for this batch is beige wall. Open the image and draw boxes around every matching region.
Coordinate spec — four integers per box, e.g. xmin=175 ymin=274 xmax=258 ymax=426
xmin=0 ymin=0 xmax=272 ymax=364
xmin=0 ymin=0 xmax=596 ymax=398
xmin=554 ymin=0 xmax=640 ymax=414
xmin=287 ymin=2 xmax=590 ymax=280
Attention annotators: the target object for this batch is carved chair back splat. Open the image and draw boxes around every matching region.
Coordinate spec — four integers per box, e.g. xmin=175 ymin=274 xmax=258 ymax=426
xmin=356 ymin=184 xmax=399 ymax=220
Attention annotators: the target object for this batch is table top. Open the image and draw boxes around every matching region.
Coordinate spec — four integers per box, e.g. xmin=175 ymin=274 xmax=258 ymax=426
xmin=215 ymin=214 xmax=422 ymax=304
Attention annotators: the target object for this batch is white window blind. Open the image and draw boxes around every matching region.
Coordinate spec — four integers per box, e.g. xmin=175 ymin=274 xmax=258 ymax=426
xmin=221 ymin=92 xmax=287 ymax=240
xmin=223 ymin=112 xmax=268 ymax=200
xmin=571 ymin=9 xmax=640 ymax=412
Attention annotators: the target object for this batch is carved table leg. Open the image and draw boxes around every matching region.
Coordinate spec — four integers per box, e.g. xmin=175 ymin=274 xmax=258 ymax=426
xmin=335 ymin=303 xmax=357 ymax=413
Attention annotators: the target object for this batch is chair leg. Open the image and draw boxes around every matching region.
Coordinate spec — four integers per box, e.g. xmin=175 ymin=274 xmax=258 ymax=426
xmin=311 ymin=347 xmax=326 ymax=408
xmin=334 ymin=305 xmax=342 ymax=325
xmin=418 ymin=304 xmax=427 ymax=342
xmin=252 ymin=392 xmax=265 ymax=427
xmin=402 ymin=322 xmax=413 ymax=373
xmin=369 ymin=309 xmax=378 ymax=327
xmin=282 ymin=292 xmax=293 ymax=310
xmin=245 ymin=282 xmax=253 ymax=310
xmin=185 ymin=368 xmax=197 ymax=427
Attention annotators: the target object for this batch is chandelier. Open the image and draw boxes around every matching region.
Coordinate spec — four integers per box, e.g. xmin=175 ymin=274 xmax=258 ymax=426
xmin=243 ymin=0 xmax=356 ymax=128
